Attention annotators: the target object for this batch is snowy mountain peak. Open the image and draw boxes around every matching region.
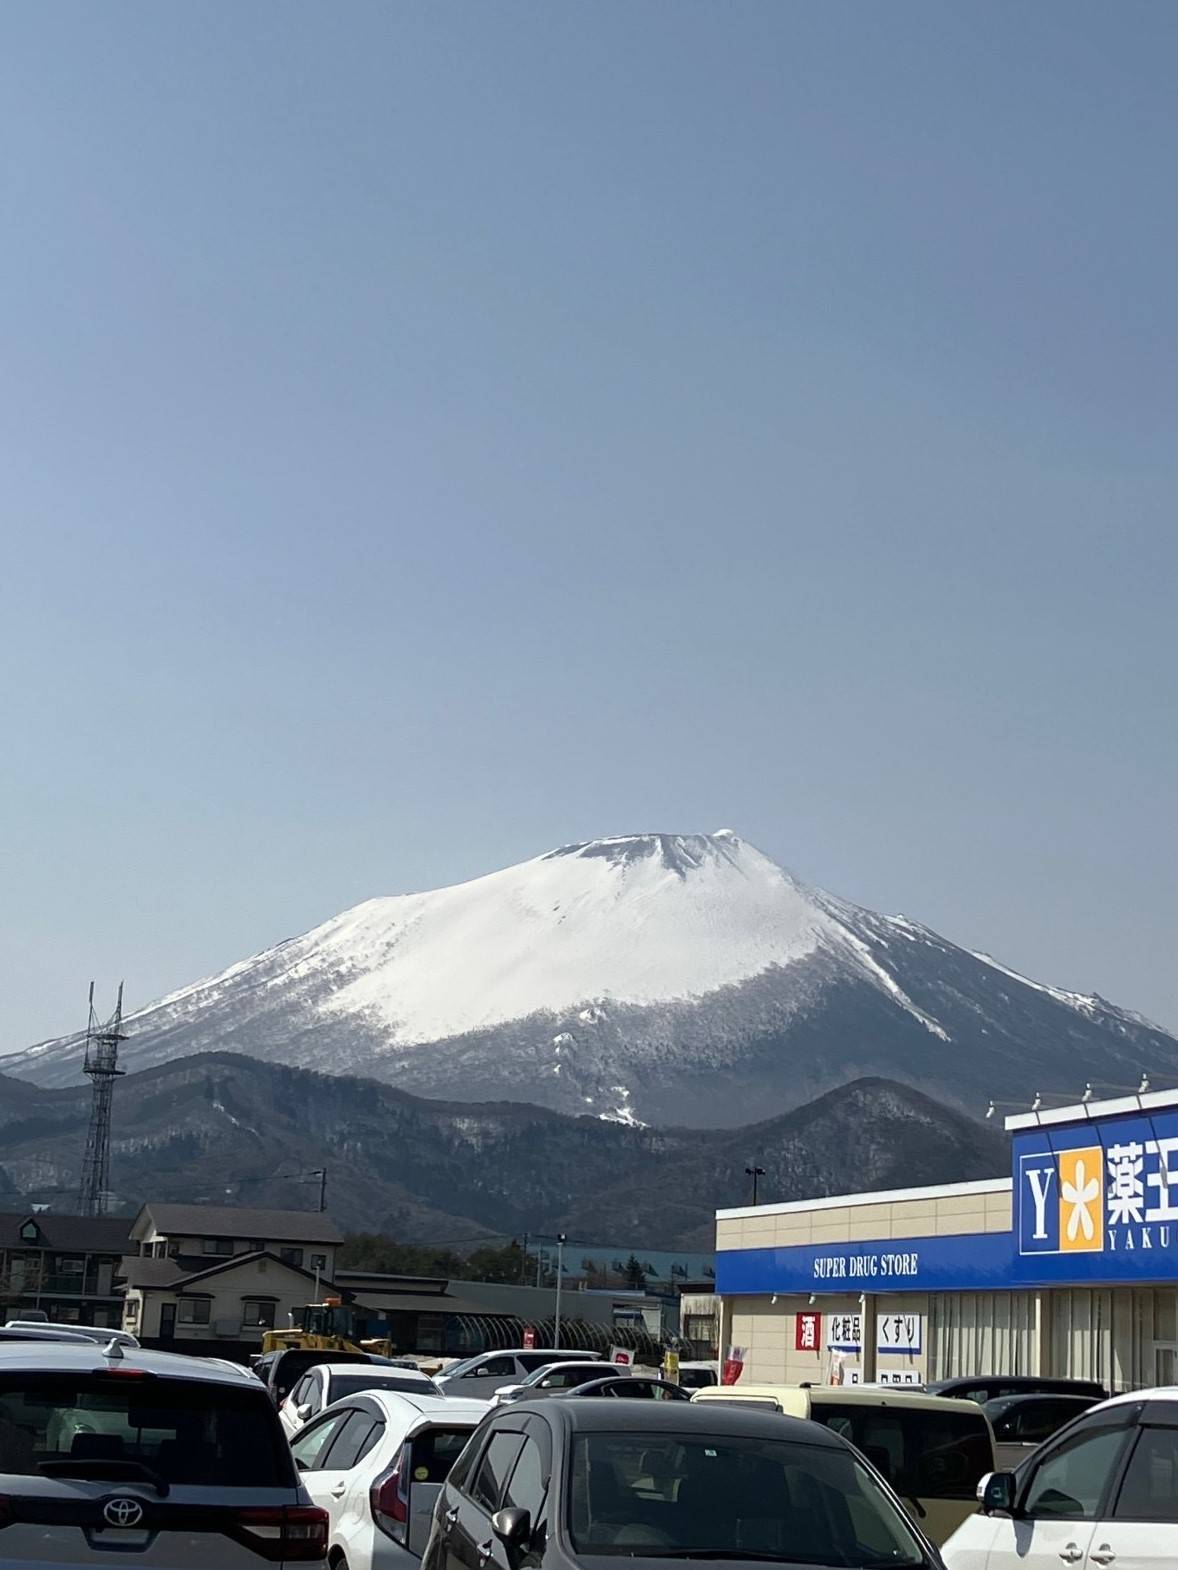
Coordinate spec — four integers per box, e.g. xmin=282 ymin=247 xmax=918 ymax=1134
xmin=8 ymin=830 xmax=1178 ymax=1130
xmin=542 ymin=830 xmax=751 ymax=878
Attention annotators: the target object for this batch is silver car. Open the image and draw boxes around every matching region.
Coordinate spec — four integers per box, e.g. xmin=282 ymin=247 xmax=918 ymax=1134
xmin=0 ymin=1339 xmax=326 ymax=1565
xmin=435 ymin=1350 xmax=602 ymax=1403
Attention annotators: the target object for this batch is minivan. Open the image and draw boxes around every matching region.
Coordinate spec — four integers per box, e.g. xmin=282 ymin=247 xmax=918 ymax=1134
xmin=0 ymin=1339 xmax=327 ymax=1565
xmin=692 ymin=1383 xmax=995 ymax=1543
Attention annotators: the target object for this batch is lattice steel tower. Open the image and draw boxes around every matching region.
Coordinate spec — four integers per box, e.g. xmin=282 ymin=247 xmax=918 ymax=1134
xmin=78 ymin=982 xmax=127 ymax=1217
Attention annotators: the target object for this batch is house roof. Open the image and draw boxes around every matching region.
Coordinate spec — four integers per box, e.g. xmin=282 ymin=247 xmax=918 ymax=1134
xmin=134 ymin=1204 xmax=343 ymax=1245
xmin=119 ymin=1249 xmax=339 ymax=1296
xmin=0 ymin=1213 xmax=133 ymax=1254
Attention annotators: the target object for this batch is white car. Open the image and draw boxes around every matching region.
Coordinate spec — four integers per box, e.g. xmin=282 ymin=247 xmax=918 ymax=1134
xmin=489 ymin=1359 xmax=629 ymax=1406
xmin=434 ymin=1347 xmax=602 ymax=1402
xmin=944 ymin=1386 xmax=1178 ymax=1570
xmin=281 ymin=1361 xmax=442 ymax=1440
xmin=0 ymin=1336 xmax=326 ymax=1566
xmin=291 ymin=1387 xmax=487 ymax=1569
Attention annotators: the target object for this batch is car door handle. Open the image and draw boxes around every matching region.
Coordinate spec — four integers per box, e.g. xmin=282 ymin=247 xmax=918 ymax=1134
xmin=445 ymin=1507 xmax=460 ymax=1525
xmin=1090 ymin=1549 xmax=1116 ymax=1566
xmin=330 ymin=1483 xmax=347 ymax=1498
xmin=478 ymin=1539 xmax=494 ymax=1564
xmin=1059 ymin=1547 xmax=1084 ymax=1564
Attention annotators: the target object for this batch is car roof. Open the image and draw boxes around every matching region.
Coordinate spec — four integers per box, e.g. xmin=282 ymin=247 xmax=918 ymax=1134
xmin=566 ymin=1376 xmax=679 ymax=1395
xmin=985 ymin=1391 xmax=1094 ymax=1410
xmin=472 ymin=1348 xmax=600 ymax=1359
xmin=1097 ymin=1387 xmax=1178 ymax=1411
xmin=0 ymin=1326 xmax=96 ymax=1343
xmin=695 ymin=1384 xmax=983 ymax=1414
xmin=930 ymin=1375 xmax=1099 ymax=1391
xmin=319 ymin=1362 xmax=435 ymax=1381
xmin=540 ymin=1396 xmax=844 ymax=1443
xmin=0 ymin=1341 xmax=263 ymax=1387
xmin=529 ymin=1360 xmax=616 ymax=1373
xmin=360 ymin=1389 xmax=487 ymax=1423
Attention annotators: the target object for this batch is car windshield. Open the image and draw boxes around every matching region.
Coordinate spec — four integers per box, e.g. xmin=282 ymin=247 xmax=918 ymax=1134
xmin=526 ymin=1364 xmax=604 ymax=1388
xmin=0 ymin=1372 xmax=291 ymax=1487
xmin=808 ymin=1403 xmax=990 ymax=1501
xmin=568 ymin=1432 xmax=925 ymax=1564
xmin=328 ymin=1372 xmax=440 ymax=1400
xmin=441 ymin=1354 xmax=491 ymax=1379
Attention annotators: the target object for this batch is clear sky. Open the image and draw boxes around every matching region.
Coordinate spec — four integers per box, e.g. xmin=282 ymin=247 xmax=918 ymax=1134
xmin=3 ymin=1 xmax=1176 ymax=1052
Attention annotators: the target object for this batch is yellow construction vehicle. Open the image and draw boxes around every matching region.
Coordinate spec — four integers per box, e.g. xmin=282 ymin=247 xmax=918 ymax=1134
xmin=261 ymin=1297 xmax=394 ymax=1358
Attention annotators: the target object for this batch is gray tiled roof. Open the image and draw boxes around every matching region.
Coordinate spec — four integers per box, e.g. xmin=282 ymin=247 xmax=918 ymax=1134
xmin=137 ymin=1204 xmax=343 ymax=1245
xmin=0 ymin=1213 xmax=133 ymax=1254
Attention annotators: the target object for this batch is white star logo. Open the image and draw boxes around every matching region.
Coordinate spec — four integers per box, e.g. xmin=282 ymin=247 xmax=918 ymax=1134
xmin=1062 ymin=1158 xmax=1099 ymax=1242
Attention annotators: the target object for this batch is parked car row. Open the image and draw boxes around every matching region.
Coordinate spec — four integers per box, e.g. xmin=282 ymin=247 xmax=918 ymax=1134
xmin=0 ymin=1325 xmax=1150 ymax=1570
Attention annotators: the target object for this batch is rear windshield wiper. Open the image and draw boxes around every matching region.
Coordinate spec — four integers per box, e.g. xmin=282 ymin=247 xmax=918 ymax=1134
xmin=39 ymin=1459 xmax=170 ymax=1496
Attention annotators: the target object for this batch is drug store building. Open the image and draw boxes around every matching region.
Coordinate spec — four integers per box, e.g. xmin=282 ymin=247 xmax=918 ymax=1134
xmin=714 ymin=1088 xmax=1178 ymax=1394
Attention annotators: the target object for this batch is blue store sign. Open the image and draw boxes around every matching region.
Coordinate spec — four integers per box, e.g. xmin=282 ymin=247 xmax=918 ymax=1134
xmin=1013 ymin=1106 xmax=1178 ymax=1285
xmin=714 ymin=1231 xmax=1013 ymax=1296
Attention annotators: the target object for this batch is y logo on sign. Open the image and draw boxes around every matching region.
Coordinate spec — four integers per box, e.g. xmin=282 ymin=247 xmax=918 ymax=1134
xmin=1020 ymin=1146 xmax=1104 ymax=1255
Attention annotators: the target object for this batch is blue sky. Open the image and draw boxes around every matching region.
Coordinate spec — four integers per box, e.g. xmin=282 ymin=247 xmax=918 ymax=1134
xmin=3 ymin=1 xmax=1176 ymax=1050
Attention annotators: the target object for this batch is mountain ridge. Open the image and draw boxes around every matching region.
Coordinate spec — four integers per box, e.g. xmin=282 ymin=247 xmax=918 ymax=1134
xmin=0 ymin=1051 xmax=1008 ymax=1248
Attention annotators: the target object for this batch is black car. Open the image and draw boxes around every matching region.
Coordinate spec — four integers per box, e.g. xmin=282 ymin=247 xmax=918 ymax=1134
xmin=424 ymin=1392 xmax=945 ymax=1570
xmin=559 ymin=1375 xmax=691 ymax=1402
xmin=983 ymin=1391 xmax=1099 ymax=1467
xmin=926 ymin=1375 xmax=1108 ymax=1404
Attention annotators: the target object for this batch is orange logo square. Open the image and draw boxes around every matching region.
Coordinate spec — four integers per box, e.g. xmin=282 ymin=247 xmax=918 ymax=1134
xmin=1059 ymin=1147 xmax=1103 ymax=1253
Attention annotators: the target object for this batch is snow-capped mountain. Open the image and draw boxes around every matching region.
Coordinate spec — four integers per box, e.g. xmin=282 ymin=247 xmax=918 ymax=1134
xmin=8 ymin=831 xmax=1177 ymax=1127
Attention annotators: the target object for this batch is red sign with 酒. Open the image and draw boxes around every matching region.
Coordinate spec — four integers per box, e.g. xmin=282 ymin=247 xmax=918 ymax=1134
xmin=795 ymin=1311 xmax=821 ymax=1353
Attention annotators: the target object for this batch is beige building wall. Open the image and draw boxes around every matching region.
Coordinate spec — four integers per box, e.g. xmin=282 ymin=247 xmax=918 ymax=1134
xmin=124 ymin=1257 xmax=315 ymax=1343
xmin=715 ymin=1181 xmax=1011 ymax=1254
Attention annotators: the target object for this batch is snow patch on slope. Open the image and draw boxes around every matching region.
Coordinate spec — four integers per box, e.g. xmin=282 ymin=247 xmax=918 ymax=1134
xmin=971 ymin=951 xmax=1103 ymax=1015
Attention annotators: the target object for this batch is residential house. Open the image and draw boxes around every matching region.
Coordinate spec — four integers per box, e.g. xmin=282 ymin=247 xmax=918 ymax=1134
xmin=119 ymin=1203 xmax=344 ymax=1355
xmin=0 ymin=1212 xmax=133 ymax=1329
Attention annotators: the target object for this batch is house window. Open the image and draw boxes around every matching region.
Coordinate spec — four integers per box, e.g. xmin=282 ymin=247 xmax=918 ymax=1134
xmin=124 ymin=1300 xmax=140 ymax=1324
xmin=279 ymin=1248 xmax=304 ymax=1268
xmin=58 ymin=1259 xmax=85 ymax=1275
xmin=153 ymin=1242 xmax=168 ymax=1259
xmin=177 ymin=1299 xmax=211 ymax=1325
xmin=202 ymin=1239 xmax=234 ymax=1256
xmin=19 ymin=1221 xmax=39 ymax=1242
xmin=242 ymin=1300 xmax=276 ymax=1329
xmin=309 ymin=1254 xmax=327 ymax=1272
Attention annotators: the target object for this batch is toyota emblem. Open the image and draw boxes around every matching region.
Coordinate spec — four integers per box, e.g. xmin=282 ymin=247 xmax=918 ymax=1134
xmin=104 ymin=1497 xmax=145 ymax=1528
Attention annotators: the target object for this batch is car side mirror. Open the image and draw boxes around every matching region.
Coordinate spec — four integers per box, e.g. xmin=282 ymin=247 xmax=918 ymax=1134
xmin=980 ymin=1472 xmax=1018 ymax=1515
xmin=492 ymin=1507 xmax=531 ymax=1567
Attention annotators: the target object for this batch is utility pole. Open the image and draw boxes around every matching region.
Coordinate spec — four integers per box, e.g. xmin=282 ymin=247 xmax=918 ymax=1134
xmin=520 ymin=1233 xmax=529 ymax=1285
xmin=312 ymin=1168 xmax=327 ymax=1213
xmin=554 ymin=1234 xmax=567 ymax=1349
xmin=745 ymin=1165 xmax=765 ymax=1206
xmin=78 ymin=983 xmax=127 ymax=1217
